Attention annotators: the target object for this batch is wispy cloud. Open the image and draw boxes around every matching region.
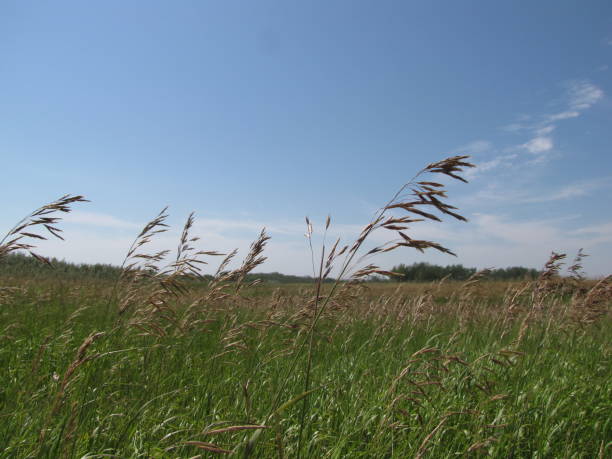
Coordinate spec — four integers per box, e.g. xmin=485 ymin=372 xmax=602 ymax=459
xmin=546 ymin=110 xmax=580 ymax=122
xmin=522 ymin=136 xmax=553 ymax=154
xmin=566 ymin=80 xmax=604 ymax=110
xmin=464 ymin=153 xmax=517 ymax=179
xmin=540 ymin=81 xmax=602 ymax=124
xmin=535 ymin=125 xmax=555 ymax=136
xmin=498 ymin=80 xmax=605 ymax=162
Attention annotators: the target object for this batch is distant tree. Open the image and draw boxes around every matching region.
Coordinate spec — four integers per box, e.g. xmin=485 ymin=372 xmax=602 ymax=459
xmin=390 ymin=262 xmax=538 ymax=282
xmin=0 ymin=254 xmax=337 ymax=284
xmin=0 ymin=253 xmax=122 ymax=281
xmin=1 ymin=253 xmax=540 ymax=284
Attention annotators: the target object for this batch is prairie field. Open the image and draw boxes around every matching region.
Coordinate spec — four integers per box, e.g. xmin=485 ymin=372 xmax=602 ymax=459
xmin=1 ymin=159 xmax=610 ymax=458
xmin=0 ymin=274 xmax=610 ymax=458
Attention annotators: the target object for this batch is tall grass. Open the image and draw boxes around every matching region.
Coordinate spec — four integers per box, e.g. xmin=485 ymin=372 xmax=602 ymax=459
xmin=0 ymin=157 xmax=610 ymax=457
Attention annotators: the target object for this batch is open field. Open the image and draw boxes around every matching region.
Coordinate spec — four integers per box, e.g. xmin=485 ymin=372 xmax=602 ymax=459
xmin=1 ymin=158 xmax=610 ymax=458
xmin=1 ymin=275 xmax=610 ymax=458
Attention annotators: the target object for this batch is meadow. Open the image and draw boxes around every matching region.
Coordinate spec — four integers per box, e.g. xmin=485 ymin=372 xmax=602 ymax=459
xmin=1 ymin=156 xmax=610 ymax=458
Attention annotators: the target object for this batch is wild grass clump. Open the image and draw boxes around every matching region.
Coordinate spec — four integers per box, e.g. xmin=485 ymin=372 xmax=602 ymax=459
xmin=0 ymin=157 xmax=610 ymax=457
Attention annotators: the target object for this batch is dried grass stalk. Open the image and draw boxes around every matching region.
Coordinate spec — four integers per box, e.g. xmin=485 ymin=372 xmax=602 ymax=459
xmin=0 ymin=194 xmax=88 ymax=264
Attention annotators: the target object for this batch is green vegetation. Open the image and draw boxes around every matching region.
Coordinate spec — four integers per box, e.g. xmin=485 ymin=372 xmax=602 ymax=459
xmin=0 ymin=278 xmax=610 ymax=458
xmin=2 ymin=253 xmax=543 ymax=286
xmin=391 ymin=262 xmax=539 ymax=282
xmin=0 ymin=253 xmax=333 ymax=285
xmin=0 ymin=252 xmax=122 ymax=281
xmin=1 ymin=158 xmax=610 ymax=457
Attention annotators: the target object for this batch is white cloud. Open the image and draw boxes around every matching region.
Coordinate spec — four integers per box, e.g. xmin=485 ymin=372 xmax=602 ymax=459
xmin=546 ymin=111 xmax=580 ymax=121
xmin=567 ymin=81 xmax=604 ymax=110
xmin=537 ymin=82 xmax=602 ymax=127
xmin=501 ymin=81 xmax=603 ymax=163
xmin=476 ymin=157 xmax=503 ymax=172
xmin=535 ymin=125 xmax=555 ymax=136
xmin=523 ymin=136 xmax=553 ymax=154
xmin=464 ymin=153 xmax=518 ymax=180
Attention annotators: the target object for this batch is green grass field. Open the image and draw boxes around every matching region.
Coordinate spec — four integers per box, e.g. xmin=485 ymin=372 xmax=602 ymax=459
xmin=1 ymin=160 xmax=610 ymax=457
xmin=1 ymin=277 xmax=610 ymax=458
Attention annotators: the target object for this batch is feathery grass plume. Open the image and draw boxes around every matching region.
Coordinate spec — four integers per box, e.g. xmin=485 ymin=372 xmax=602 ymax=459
xmin=213 ymin=230 xmax=269 ymax=293
xmin=232 ymin=229 xmax=270 ymax=292
xmin=111 ymin=208 xmax=224 ymax=334
xmin=342 ymin=155 xmax=475 ymax=282
xmin=182 ymin=248 xmax=239 ymax=319
xmin=515 ymin=251 xmax=568 ymax=346
xmin=296 ymin=156 xmax=474 ymax=322
xmin=127 ymin=212 xmax=225 ymax=336
xmin=455 ymin=268 xmax=492 ymax=328
xmin=318 ymin=155 xmax=474 ymax=324
xmin=537 ymin=251 xmax=566 ymax=283
xmin=181 ymin=230 xmax=269 ymax=330
xmin=500 ymin=281 xmax=532 ymax=334
xmin=570 ymin=275 xmax=611 ymax=326
xmin=532 ymin=251 xmax=566 ymax=310
xmin=169 ymin=212 xmax=224 ymax=283
xmin=0 ymin=194 xmax=88 ymax=264
xmin=568 ymin=248 xmax=587 ymax=283
xmin=114 ymin=207 xmax=171 ymax=316
xmin=561 ymin=248 xmax=590 ymax=315
xmin=462 ymin=268 xmax=493 ymax=291
xmin=0 ymin=195 xmax=87 ymax=306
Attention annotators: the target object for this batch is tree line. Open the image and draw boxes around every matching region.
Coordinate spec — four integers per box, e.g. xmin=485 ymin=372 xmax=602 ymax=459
xmin=1 ymin=253 xmax=542 ymax=283
xmin=0 ymin=253 xmax=333 ymax=284
xmin=0 ymin=253 xmax=123 ymax=280
xmin=390 ymin=262 xmax=539 ymax=282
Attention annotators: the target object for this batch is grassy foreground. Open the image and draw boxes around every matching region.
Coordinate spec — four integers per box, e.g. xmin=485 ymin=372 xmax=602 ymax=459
xmin=0 ymin=278 xmax=610 ymax=458
xmin=1 ymin=158 xmax=609 ymax=457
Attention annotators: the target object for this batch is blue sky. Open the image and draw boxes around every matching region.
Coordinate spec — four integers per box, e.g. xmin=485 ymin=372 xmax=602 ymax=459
xmin=1 ymin=1 xmax=611 ymax=276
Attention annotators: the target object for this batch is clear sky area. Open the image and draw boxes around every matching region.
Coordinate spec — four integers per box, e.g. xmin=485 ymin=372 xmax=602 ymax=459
xmin=2 ymin=1 xmax=611 ymax=276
